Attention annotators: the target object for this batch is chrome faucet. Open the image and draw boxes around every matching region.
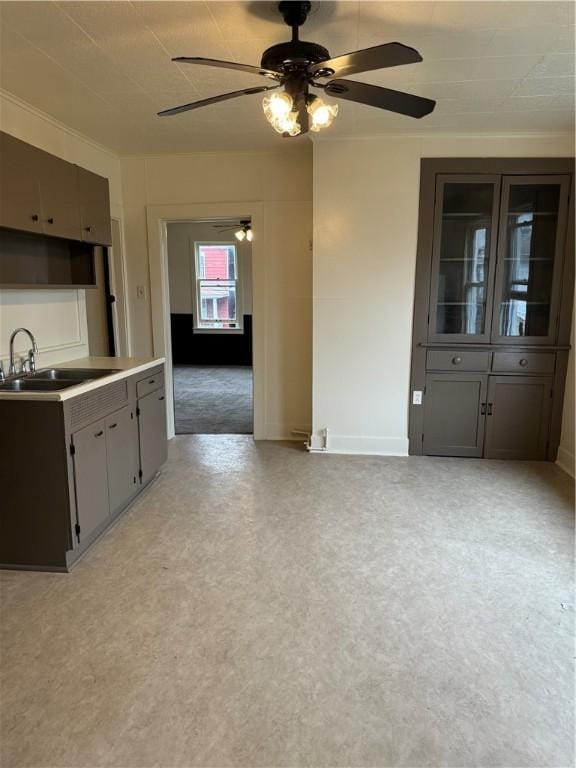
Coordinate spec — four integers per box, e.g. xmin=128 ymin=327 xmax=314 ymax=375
xmin=8 ymin=328 xmax=38 ymax=376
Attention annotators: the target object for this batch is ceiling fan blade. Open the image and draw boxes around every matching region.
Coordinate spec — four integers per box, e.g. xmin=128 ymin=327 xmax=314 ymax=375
xmin=173 ymin=57 xmax=281 ymax=81
xmin=321 ymin=79 xmax=435 ymax=119
xmin=309 ymin=42 xmax=422 ymax=79
xmin=158 ymin=85 xmax=279 ymax=117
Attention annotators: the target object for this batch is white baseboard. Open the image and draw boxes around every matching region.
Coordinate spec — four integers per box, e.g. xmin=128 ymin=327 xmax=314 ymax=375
xmin=556 ymin=446 xmax=575 ymax=478
xmin=308 ymin=433 xmax=409 ymax=456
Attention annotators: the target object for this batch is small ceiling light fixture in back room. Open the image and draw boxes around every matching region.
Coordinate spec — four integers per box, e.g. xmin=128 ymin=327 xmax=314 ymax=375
xmin=158 ymin=1 xmax=436 ymax=138
xmin=235 ymin=221 xmax=253 ymax=242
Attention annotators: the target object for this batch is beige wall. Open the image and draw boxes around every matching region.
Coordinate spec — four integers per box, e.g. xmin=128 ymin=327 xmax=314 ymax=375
xmin=0 ymin=91 xmax=122 ymax=368
xmin=121 ymin=149 xmax=313 ymax=439
xmin=167 ymin=221 xmax=252 ymax=318
xmin=311 ymin=133 xmax=575 ymax=456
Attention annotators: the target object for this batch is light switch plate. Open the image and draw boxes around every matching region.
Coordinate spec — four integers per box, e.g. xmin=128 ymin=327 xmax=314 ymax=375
xmin=412 ymin=390 xmax=423 ymax=405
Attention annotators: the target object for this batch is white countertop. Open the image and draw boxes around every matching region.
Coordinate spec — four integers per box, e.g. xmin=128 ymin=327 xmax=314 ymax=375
xmin=0 ymin=356 xmax=165 ymax=402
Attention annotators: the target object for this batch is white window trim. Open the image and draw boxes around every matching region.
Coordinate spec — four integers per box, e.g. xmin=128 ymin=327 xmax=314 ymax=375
xmin=192 ymin=240 xmax=243 ymax=333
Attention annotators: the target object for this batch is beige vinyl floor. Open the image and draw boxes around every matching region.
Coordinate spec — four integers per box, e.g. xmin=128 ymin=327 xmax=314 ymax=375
xmin=1 ymin=436 xmax=574 ymax=768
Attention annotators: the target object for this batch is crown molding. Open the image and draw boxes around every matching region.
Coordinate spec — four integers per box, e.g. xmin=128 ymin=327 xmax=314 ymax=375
xmin=0 ymin=88 xmax=120 ymax=160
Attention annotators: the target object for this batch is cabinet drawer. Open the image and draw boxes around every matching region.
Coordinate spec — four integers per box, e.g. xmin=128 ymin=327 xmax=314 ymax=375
xmin=427 ymin=350 xmax=490 ymax=372
xmin=136 ymin=370 xmax=164 ymax=399
xmin=492 ymin=352 xmax=555 ymax=374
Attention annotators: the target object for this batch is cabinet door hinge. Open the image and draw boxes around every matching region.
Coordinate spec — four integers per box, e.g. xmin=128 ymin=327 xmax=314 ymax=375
xmin=75 ymin=523 xmax=81 ymax=538
xmin=138 ymin=469 xmax=143 ymax=480
xmin=69 ymin=443 xmax=75 ymax=456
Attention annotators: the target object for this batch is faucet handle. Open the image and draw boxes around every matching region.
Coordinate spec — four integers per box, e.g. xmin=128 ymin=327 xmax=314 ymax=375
xmin=28 ymin=348 xmax=36 ymax=373
xmin=0 ymin=361 xmax=5 ymax=382
xmin=20 ymin=357 xmax=30 ymax=374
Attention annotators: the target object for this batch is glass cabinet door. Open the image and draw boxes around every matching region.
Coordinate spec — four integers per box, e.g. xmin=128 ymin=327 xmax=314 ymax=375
xmin=429 ymin=176 xmax=500 ymax=342
xmin=491 ymin=176 xmax=570 ymax=344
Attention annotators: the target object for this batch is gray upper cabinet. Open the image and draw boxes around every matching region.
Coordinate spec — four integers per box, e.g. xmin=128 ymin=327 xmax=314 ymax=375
xmin=428 ymin=175 xmax=501 ymax=343
xmin=106 ymin=405 xmax=138 ymax=514
xmin=423 ymin=373 xmax=487 ymax=457
xmin=0 ymin=130 xmax=111 ymax=245
xmin=490 ymin=176 xmax=571 ymax=345
xmin=0 ymin=133 xmax=43 ymax=234
xmin=37 ymin=151 xmax=82 ymax=240
xmin=77 ymin=167 xmax=112 ymax=246
xmin=138 ymin=388 xmax=168 ymax=486
xmin=72 ymin=418 xmax=110 ymax=541
xmin=484 ymin=376 xmax=552 ymax=460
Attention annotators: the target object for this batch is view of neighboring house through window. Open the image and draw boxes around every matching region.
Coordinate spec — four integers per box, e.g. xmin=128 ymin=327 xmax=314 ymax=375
xmin=194 ymin=243 xmax=239 ymax=329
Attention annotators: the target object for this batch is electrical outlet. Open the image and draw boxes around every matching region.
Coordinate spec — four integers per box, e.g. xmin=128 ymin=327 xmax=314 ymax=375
xmin=136 ymin=285 xmax=146 ymax=300
xmin=412 ymin=390 xmax=423 ymax=405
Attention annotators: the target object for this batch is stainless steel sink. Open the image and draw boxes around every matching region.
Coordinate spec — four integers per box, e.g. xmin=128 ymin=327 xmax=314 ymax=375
xmin=29 ymin=368 xmax=119 ymax=381
xmin=0 ymin=378 xmax=80 ymax=392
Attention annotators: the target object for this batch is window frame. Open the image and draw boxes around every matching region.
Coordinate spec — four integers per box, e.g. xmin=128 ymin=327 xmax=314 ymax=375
xmin=192 ymin=241 xmax=242 ymax=333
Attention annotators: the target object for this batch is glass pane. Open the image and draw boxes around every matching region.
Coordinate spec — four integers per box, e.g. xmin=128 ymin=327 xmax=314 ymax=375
xmin=199 ymin=281 xmax=237 ymax=327
xmin=497 ymin=184 xmax=560 ymax=337
xmin=197 ymin=245 xmax=236 ymax=280
xmin=435 ymin=183 xmax=493 ymax=335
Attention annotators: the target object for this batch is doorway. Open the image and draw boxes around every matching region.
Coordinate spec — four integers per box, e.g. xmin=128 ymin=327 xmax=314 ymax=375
xmin=166 ymin=219 xmax=254 ymax=435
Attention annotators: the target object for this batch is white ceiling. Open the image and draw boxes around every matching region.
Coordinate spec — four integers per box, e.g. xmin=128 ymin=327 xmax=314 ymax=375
xmin=0 ymin=1 xmax=574 ymax=155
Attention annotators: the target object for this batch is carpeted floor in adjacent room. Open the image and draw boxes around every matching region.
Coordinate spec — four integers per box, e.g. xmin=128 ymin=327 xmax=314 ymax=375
xmin=173 ymin=364 xmax=253 ymax=434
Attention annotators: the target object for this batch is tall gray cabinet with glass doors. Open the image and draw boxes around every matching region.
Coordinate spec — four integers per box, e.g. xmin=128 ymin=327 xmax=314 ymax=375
xmin=409 ymin=158 xmax=574 ymax=460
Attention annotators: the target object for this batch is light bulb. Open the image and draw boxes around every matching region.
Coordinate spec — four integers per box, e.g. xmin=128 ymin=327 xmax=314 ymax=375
xmin=307 ymin=97 xmax=338 ymax=132
xmin=246 ymin=228 xmax=253 ymax=242
xmin=235 ymin=228 xmax=246 ymax=241
xmin=263 ymin=92 xmax=293 ymax=121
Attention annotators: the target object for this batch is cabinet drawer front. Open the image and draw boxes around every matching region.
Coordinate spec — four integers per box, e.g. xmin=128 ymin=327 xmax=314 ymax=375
xmin=492 ymin=352 xmax=555 ymax=374
xmin=427 ymin=350 xmax=490 ymax=371
xmin=136 ymin=371 xmax=164 ymax=399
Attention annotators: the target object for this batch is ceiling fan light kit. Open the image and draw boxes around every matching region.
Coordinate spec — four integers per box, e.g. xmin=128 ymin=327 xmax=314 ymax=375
xmin=159 ymin=1 xmax=436 ymax=138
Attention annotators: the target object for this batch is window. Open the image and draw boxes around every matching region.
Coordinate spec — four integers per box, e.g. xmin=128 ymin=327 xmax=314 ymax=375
xmin=194 ymin=243 xmax=240 ymax=330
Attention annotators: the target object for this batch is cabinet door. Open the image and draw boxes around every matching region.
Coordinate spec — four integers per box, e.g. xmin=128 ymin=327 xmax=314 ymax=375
xmin=0 ymin=133 xmax=43 ymax=234
xmin=77 ymin=167 xmax=112 ymax=246
xmin=37 ymin=152 xmax=82 ymax=240
xmin=484 ymin=376 xmax=552 ymax=459
xmin=491 ymin=176 xmax=570 ymax=345
xmin=428 ymin=175 xmax=501 ymax=343
xmin=423 ymin=373 xmax=488 ymax=457
xmin=72 ymin=418 xmax=110 ymax=541
xmin=138 ymin=388 xmax=168 ymax=485
xmin=106 ymin=405 xmax=138 ymax=514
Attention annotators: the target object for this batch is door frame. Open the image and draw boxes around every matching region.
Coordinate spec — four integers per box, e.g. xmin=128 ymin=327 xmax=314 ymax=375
xmin=146 ymin=202 xmax=264 ymax=439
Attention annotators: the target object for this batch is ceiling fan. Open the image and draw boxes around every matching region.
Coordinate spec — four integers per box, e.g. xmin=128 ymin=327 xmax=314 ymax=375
xmin=158 ymin=0 xmax=436 ymax=137
xmin=213 ymin=220 xmax=253 ymax=241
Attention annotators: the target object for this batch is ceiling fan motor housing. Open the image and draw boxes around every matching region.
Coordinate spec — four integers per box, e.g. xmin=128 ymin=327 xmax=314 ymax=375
xmin=260 ymin=40 xmax=330 ymax=74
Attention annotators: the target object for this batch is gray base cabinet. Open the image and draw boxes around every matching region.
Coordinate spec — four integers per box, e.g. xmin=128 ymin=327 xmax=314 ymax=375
xmin=423 ymin=374 xmax=487 ymax=457
xmin=105 ymin=405 xmax=139 ymax=514
xmin=138 ymin=389 xmax=168 ymax=486
xmin=72 ymin=419 xmax=110 ymax=542
xmin=484 ymin=376 xmax=552 ymax=460
xmin=0 ymin=364 xmax=167 ymax=571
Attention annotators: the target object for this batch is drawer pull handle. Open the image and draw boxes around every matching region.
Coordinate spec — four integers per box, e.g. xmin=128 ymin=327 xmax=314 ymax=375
xmin=519 ymin=358 xmax=528 ymax=367
xmin=480 ymin=402 xmax=486 ymax=415
xmin=94 ymin=430 xmax=104 ymax=437
xmin=148 ymin=379 xmax=155 ymax=384
xmin=109 ymin=423 xmax=117 ymax=429
xmin=159 ymin=396 xmax=165 ymax=401
xmin=46 ymin=217 xmax=54 ymax=224
xmin=31 ymin=214 xmax=39 ymax=222
xmin=452 ymin=356 xmax=462 ymax=365
xmin=84 ymin=226 xmax=92 ymax=232
xmin=487 ymin=403 xmax=493 ymax=416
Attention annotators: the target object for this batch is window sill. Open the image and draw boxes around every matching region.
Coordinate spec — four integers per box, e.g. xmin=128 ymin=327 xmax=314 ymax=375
xmin=193 ymin=328 xmax=244 ymax=335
